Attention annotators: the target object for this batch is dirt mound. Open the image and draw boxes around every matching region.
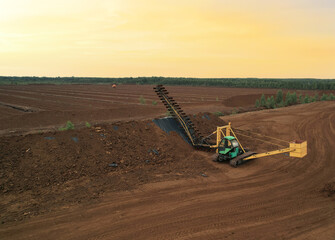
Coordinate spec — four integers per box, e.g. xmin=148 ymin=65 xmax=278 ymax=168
xmin=0 ymin=113 xmax=225 ymax=223
xmin=189 ymin=112 xmax=227 ymax=136
xmin=223 ymin=94 xmax=273 ymax=107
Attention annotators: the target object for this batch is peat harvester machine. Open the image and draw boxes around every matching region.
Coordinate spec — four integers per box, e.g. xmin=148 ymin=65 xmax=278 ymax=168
xmin=154 ymin=85 xmax=307 ymax=167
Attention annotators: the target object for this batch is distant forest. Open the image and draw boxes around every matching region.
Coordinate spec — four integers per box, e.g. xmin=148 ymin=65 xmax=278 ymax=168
xmin=1 ymin=76 xmax=335 ymax=90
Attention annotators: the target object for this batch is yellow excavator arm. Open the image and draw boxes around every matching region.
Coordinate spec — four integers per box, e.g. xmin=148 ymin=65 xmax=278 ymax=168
xmin=244 ymin=140 xmax=307 ymax=160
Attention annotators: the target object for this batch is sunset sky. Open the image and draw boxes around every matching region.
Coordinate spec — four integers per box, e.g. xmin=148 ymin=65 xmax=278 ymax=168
xmin=0 ymin=0 xmax=334 ymax=78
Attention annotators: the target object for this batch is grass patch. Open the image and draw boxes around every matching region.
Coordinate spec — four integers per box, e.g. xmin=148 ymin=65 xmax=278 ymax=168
xmin=59 ymin=121 xmax=75 ymax=131
xmin=213 ymin=111 xmax=224 ymax=116
xmin=139 ymin=95 xmax=146 ymax=105
xmin=231 ymin=108 xmax=238 ymax=115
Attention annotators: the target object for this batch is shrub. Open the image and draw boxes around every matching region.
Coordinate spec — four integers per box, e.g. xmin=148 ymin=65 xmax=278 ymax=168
xmin=231 ymin=108 xmax=238 ymax=115
xmin=260 ymin=94 xmax=266 ymax=107
xmin=285 ymin=92 xmax=292 ymax=106
xmin=255 ymin=99 xmax=260 ymax=108
xmin=269 ymin=96 xmax=276 ymax=108
xmin=329 ymin=93 xmax=335 ymax=100
xmin=265 ymin=97 xmax=270 ymax=108
xmin=152 ymin=100 xmax=158 ymax=105
xmin=85 ymin=121 xmax=91 ymax=128
xmin=276 ymin=89 xmax=283 ymax=104
xmin=265 ymin=96 xmax=275 ymax=109
xmin=277 ymin=100 xmax=284 ymax=108
xmin=214 ymin=111 xmax=224 ymax=116
xmin=303 ymin=95 xmax=310 ymax=104
xmin=298 ymin=94 xmax=303 ymax=103
xmin=320 ymin=93 xmax=328 ymax=101
xmin=59 ymin=121 xmax=75 ymax=131
xmin=314 ymin=93 xmax=319 ymax=101
xmin=139 ymin=95 xmax=146 ymax=104
xmin=291 ymin=92 xmax=297 ymax=104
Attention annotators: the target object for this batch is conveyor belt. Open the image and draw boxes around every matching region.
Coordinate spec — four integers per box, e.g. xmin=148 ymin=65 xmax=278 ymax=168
xmin=154 ymin=85 xmax=209 ymax=147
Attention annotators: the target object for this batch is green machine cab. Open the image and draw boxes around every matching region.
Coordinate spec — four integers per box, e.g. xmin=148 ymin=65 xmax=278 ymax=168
xmin=217 ymin=136 xmax=243 ymax=162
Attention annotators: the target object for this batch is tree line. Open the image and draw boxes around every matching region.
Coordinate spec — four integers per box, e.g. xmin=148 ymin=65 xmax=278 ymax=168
xmin=255 ymin=90 xmax=335 ymax=109
xmin=1 ymin=76 xmax=335 ymax=90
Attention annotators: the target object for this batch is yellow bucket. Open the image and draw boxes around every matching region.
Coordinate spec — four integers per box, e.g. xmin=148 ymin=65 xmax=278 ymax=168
xmin=289 ymin=140 xmax=307 ymax=158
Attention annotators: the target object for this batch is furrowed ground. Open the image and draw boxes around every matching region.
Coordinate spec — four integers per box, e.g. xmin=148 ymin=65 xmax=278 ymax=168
xmin=0 ymin=84 xmax=322 ymax=135
xmin=0 ymin=84 xmax=334 ymax=240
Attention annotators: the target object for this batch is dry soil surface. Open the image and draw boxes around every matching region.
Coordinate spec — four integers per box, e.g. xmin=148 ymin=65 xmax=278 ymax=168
xmin=1 ymin=101 xmax=335 ymax=239
xmin=0 ymin=84 xmax=322 ymax=136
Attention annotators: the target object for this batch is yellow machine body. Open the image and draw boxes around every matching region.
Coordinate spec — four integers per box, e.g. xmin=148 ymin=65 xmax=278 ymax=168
xmin=211 ymin=123 xmax=245 ymax=153
xmin=210 ymin=122 xmax=307 ymax=162
xmin=289 ymin=140 xmax=307 ymax=158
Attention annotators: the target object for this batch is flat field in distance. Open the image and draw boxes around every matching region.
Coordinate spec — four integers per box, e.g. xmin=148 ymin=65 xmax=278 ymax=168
xmin=0 ymin=84 xmax=323 ymax=136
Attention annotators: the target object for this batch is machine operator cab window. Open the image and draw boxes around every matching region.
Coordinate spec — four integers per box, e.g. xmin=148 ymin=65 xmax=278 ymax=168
xmin=218 ymin=136 xmax=239 ymax=153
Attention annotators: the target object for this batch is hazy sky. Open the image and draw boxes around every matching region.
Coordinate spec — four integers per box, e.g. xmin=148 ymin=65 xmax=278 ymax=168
xmin=0 ymin=0 xmax=334 ymax=78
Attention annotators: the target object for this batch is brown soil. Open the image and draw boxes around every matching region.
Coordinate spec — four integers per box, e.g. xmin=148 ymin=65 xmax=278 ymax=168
xmin=0 ymin=84 xmax=322 ymax=136
xmin=0 ymin=113 xmax=224 ymax=224
xmin=322 ymin=182 xmax=335 ymax=197
xmin=0 ymin=85 xmax=335 ymax=240
xmin=223 ymin=93 xmax=273 ymax=107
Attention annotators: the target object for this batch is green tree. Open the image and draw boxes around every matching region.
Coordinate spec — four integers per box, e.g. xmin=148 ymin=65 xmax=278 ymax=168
xmin=265 ymin=97 xmax=275 ymax=109
xmin=276 ymin=89 xmax=283 ymax=104
xmin=255 ymin=99 xmax=260 ymax=108
xmin=285 ymin=92 xmax=292 ymax=106
xmin=320 ymin=93 xmax=328 ymax=101
xmin=303 ymin=95 xmax=310 ymax=104
xmin=265 ymin=97 xmax=270 ymax=109
xmin=260 ymin=94 xmax=266 ymax=107
xmin=291 ymin=92 xmax=297 ymax=104
xmin=269 ymin=96 xmax=276 ymax=109
xmin=277 ymin=101 xmax=284 ymax=108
